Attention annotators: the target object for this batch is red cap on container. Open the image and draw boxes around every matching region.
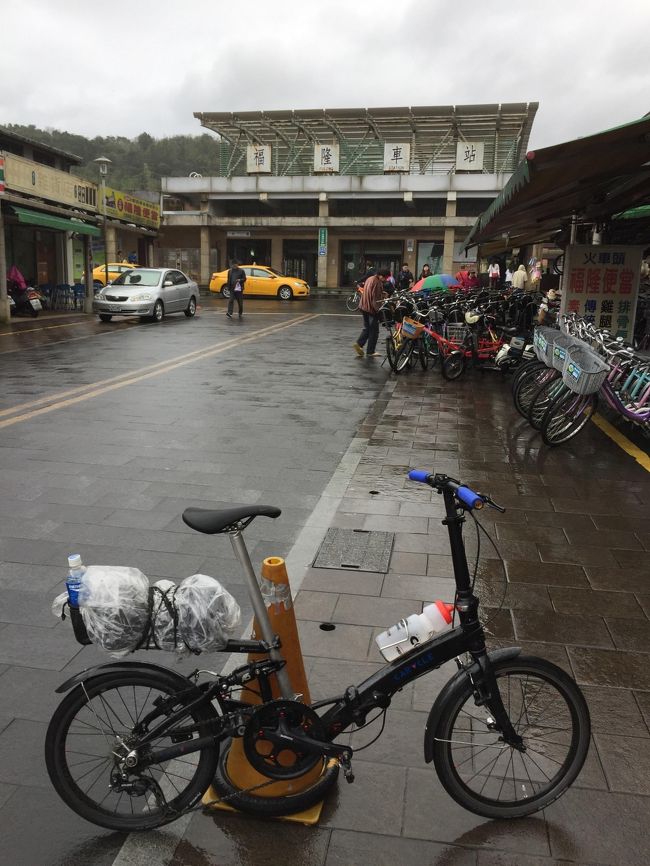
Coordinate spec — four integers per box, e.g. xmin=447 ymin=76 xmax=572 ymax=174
xmin=434 ymin=600 xmax=455 ymax=623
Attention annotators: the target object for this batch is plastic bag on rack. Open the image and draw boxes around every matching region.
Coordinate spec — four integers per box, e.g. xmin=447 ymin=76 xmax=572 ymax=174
xmin=175 ymin=574 xmax=240 ymax=653
xmin=79 ymin=566 xmax=150 ymax=656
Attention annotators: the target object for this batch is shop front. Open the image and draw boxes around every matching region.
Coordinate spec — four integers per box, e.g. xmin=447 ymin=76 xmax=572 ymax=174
xmin=340 ymin=239 xmax=404 ymax=285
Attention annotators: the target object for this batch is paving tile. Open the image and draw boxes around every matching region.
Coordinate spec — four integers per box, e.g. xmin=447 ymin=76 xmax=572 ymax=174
xmin=298 ymin=620 xmax=373 ymax=662
xmin=538 ymin=544 xmax=618 ymax=567
xmin=0 ymin=587 xmax=61 ymax=628
xmin=0 ymin=719 xmax=50 ymax=788
xmin=476 ymin=578 xmax=552 ymax=611
xmin=390 ymin=551 xmax=427 ymax=575
xmin=0 ymin=624 xmax=79 ymax=670
xmin=393 ymin=531 xmax=455 ymax=555
xmin=294 ymin=590 xmax=339 ymax=622
xmin=319 ymin=760 xmax=407 ymax=835
xmin=527 ymin=511 xmax=596 ymax=531
xmin=605 ymin=617 xmax=650 ymax=652
xmin=338 ymin=497 xmax=401 ymax=516
xmin=332 ymin=594 xmax=415 ymax=628
xmin=550 ymin=587 xmax=645 ymax=618
xmin=175 ymin=811 xmax=331 ymax=866
xmin=300 ymin=567 xmax=383 ymax=597
xmin=547 ymin=787 xmax=650 ymax=865
xmin=496 ymin=524 xmax=565 ymax=544
xmin=506 ymin=559 xmax=589 ymax=586
xmin=0 ymin=666 xmax=72 ymax=723
xmin=477 ymin=854 xmax=582 ymax=866
xmin=635 ymin=691 xmax=650 ymax=728
xmin=612 ymin=548 xmax=650 ymax=569
xmin=585 ymin=566 xmax=650 ymax=593
xmin=411 ymin=660 xmax=471 ymax=711
xmin=512 ymin=611 xmax=613 ymax=648
xmin=595 ymin=733 xmax=650 ymax=795
xmin=516 ymin=641 xmax=572 ymax=673
xmin=325 ymin=829 xmax=477 ymax=866
xmin=382 ymin=574 xmax=456 ymax=602
xmin=637 ymin=593 xmax=650 ymax=618
xmin=403 ymin=767 xmax=550 ymax=854
xmin=573 ymin=737 xmax=608 ymax=791
xmin=581 ymin=685 xmax=649 ymax=737
xmin=563 ymin=528 xmax=644 ymax=550
xmin=568 ymin=647 xmax=650 ymax=690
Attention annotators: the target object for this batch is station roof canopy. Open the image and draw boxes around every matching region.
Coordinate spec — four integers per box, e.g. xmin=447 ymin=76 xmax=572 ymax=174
xmin=463 ymin=113 xmax=650 ymax=250
xmin=194 ymin=103 xmax=538 ymax=177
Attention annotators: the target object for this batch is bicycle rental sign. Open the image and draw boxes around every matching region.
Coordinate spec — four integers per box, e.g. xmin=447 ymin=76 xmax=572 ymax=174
xmin=560 ymin=245 xmax=644 ymax=343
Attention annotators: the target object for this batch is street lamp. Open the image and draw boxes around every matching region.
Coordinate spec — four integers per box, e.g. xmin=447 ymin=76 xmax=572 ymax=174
xmin=94 ymin=156 xmax=112 ymax=290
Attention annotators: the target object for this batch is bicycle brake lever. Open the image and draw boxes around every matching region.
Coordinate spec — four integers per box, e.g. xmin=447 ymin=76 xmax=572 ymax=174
xmin=482 ymin=495 xmax=506 ymax=513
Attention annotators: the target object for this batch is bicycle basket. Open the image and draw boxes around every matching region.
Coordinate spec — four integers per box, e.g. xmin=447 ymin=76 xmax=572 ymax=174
xmin=533 ymin=326 xmax=558 ymax=364
xmin=562 ymin=346 xmax=610 ymax=395
xmin=402 ymin=317 xmax=424 ymax=339
xmin=445 ymin=323 xmax=469 ymax=344
xmin=551 ymin=332 xmax=583 ymax=372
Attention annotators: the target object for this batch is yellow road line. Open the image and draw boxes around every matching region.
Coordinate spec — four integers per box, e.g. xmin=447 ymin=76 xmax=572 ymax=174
xmin=0 ymin=314 xmax=319 ymax=429
xmin=592 ymin=413 xmax=650 ymax=473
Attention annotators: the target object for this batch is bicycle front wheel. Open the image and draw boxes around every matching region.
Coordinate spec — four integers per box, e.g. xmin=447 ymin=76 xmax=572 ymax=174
xmin=431 ymin=655 xmax=590 ymax=819
xmin=346 ymin=292 xmax=360 ymax=311
xmin=45 ymin=670 xmax=219 ymax=831
xmin=394 ymin=341 xmax=413 ymax=372
xmin=542 ymin=391 xmax=598 ymax=446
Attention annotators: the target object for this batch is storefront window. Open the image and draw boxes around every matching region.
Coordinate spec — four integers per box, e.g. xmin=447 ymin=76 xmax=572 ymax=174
xmin=340 ymin=240 xmax=402 ymax=286
xmin=416 ymin=241 xmax=444 ymax=277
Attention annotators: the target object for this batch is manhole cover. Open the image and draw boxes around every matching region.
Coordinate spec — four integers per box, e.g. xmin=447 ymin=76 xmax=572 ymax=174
xmin=312 ymin=528 xmax=394 ymax=572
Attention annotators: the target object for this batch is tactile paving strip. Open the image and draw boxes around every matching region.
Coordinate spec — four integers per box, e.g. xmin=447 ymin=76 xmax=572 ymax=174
xmin=312 ymin=528 xmax=394 ymax=572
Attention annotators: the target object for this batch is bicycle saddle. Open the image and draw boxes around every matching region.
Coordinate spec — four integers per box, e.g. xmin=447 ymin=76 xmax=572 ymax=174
xmin=182 ymin=505 xmax=281 ymax=534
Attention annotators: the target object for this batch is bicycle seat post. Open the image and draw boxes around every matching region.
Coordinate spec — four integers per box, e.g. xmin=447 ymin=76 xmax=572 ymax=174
xmin=228 ymin=528 xmax=296 ymax=700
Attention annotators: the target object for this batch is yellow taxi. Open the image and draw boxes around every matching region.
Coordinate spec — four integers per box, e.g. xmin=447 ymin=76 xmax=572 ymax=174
xmin=91 ymin=262 xmax=136 ymax=289
xmin=209 ymin=266 xmax=309 ymax=300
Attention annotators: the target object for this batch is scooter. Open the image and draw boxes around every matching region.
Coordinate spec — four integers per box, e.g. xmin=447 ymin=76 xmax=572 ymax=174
xmin=8 ymin=281 xmax=39 ymax=317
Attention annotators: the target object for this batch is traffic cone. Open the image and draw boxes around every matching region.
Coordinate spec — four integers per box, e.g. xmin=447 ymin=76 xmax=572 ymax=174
xmin=204 ymin=556 xmax=333 ymax=823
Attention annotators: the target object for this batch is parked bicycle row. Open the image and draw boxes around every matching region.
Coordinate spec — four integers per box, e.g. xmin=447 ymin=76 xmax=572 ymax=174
xmin=511 ymin=313 xmax=650 ymax=445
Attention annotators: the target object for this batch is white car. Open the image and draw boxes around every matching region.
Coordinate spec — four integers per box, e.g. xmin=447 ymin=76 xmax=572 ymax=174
xmin=93 ymin=268 xmax=198 ymax=323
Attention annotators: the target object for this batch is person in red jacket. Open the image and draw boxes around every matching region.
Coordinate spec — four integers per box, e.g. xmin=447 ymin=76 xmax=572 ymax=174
xmin=353 ymin=268 xmax=389 ymax=358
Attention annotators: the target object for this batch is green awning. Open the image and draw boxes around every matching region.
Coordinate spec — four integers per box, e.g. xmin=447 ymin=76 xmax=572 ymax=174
xmin=10 ymin=206 xmax=101 ymax=237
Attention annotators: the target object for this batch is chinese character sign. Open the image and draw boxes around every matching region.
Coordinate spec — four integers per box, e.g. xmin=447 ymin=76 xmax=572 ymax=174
xmin=314 ymin=143 xmax=339 ymax=173
xmin=246 ymin=144 xmax=272 ymax=174
xmin=383 ymin=142 xmax=411 ymax=172
xmin=455 ymin=142 xmax=485 ymax=172
xmin=560 ymin=245 xmax=643 ymax=342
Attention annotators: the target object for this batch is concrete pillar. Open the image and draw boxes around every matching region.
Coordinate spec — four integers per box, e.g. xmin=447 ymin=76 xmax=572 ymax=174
xmin=106 ymin=225 xmax=118 ymax=263
xmin=271 ymin=236 xmax=283 ymax=272
xmin=0 ymin=208 xmax=9 ymax=323
xmin=318 ymin=196 xmax=329 ymax=218
xmin=200 ymin=226 xmax=210 ymax=288
xmin=443 ymin=227 xmax=456 ymax=275
xmin=83 ymin=235 xmax=93 ymax=314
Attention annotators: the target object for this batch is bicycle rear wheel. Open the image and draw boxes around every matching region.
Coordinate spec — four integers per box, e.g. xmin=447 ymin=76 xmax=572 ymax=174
xmin=431 ymin=655 xmax=590 ymax=819
xmin=45 ymin=669 xmax=219 ymax=831
xmin=542 ymin=391 xmax=598 ymax=445
xmin=394 ymin=341 xmax=413 ymax=372
xmin=513 ymin=367 xmax=558 ymax=418
xmin=528 ymin=378 xmax=568 ymax=429
xmin=345 ymin=292 xmax=360 ymax=311
xmin=441 ymin=351 xmax=466 ymax=380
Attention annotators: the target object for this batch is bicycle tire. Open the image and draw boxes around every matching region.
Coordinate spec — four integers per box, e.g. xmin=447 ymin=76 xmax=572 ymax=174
xmin=542 ymin=391 xmax=598 ymax=446
xmin=211 ymin=739 xmax=339 ymax=816
xmin=45 ymin=670 xmax=219 ymax=831
xmin=430 ymin=655 xmax=590 ymax=819
xmin=394 ymin=341 xmax=413 ymax=373
xmin=512 ymin=367 xmax=558 ymax=418
xmin=441 ymin=351 xmax=466 ymax=380
xmin=425 ymin=331 xmax=440 ymax=365
xmin=418 ymin=339 xmax=429 ymax=371
xmin=511 ymin=359 xmax=545 ymax=395
xmin=527 ymin=378 xmax=568 ymax=430
xmin=345 ymin=292 xmax=360 ymax=312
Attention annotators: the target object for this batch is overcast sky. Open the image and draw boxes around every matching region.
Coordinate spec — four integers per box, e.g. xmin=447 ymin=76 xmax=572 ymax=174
xmin=2 ymin=0 xmax=648 ymax=152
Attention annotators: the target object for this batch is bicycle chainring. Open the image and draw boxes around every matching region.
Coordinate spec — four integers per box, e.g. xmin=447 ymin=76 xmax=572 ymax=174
xmin=242 ymin=700 xmax=328 ymax=780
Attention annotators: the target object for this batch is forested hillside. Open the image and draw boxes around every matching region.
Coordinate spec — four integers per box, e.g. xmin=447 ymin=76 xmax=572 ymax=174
xmin=2 ymin=124 xmax=218 ymax=191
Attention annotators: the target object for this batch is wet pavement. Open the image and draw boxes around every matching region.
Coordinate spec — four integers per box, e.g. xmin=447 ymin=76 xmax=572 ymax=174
xmin=0 ymin=296 xmax=649 ymax=865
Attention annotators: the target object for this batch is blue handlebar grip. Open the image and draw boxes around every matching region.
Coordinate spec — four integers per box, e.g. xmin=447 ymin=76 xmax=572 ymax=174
xmin=456 ymin=486 xmax=484 ymax=510
xmin=408 ymin=470 xmax=431 ymax=484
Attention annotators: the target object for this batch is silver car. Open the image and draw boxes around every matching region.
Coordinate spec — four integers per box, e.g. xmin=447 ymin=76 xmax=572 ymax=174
xmin=93 ymin=268 xmax=198 ymax=323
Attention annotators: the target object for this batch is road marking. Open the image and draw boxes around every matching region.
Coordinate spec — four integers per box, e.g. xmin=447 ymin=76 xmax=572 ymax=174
xmin=0 ymin=314 xmax=319 ymax=429
xmin=0 ymin=319 xmax=88 ymax=337
xmin=592 ymin=413 xmax=650 ymax=473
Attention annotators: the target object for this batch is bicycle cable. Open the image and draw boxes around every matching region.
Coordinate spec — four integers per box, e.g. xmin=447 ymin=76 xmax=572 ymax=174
xmin=468 ymin=511 xmax=509 ymax=633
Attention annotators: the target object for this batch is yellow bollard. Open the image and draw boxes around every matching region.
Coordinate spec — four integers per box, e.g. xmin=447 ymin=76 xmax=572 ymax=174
xmin=204 ymin=556 xmax=334 ymax=822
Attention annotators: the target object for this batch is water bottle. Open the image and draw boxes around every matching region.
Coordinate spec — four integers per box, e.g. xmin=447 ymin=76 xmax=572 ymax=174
xmin=65 ymin=554 xmax=86 ymax=607
xmin=375 ymin=600 xmax=454 ymax=662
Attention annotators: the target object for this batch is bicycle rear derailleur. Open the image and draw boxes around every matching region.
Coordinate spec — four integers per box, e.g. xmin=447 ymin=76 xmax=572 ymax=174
xmin=242 ymin=699 xmax=355 ymax=782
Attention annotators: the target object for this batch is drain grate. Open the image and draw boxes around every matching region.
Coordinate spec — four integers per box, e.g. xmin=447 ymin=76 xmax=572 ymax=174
xmin=312 ymin=528 xmax=394 ymax=573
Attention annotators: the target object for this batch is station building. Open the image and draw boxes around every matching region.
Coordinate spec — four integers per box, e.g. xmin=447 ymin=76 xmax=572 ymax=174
xmin=158 ymin=103 xmax=538 ymax=289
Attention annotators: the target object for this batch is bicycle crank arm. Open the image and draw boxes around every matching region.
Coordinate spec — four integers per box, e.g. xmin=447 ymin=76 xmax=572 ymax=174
xmin=262 ymin=728 xmax=352 ymax=761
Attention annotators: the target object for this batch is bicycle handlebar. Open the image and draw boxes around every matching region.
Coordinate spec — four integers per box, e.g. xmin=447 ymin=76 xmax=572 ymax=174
xmin=408 ymin=470 xmax=488 ymax=511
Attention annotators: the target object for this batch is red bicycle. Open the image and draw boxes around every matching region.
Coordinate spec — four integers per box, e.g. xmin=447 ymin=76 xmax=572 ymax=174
xmin=430 ymin=310 xmax=507 ymax=380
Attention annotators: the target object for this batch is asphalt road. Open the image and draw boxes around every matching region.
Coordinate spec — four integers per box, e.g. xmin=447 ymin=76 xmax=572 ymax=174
xmin=0 ymin=296 xmax=386 ymax=866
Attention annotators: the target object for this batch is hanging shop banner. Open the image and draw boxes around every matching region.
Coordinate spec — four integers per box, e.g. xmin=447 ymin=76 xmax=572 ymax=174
xmin=3 ymin=153 xmax=97 ymax=209
xmin=0 ymin=155 xmax=5 ymax=194
xmin=246 ymin=144 xmax=272 ymax=174
xmin=314 ymin=143 xmax=339 ymax=173
xmin=318 ymin=227 xmax=328 ymax=257
xmin=560 ymin=244 xmax=644 ymax=343
xmin=102 ymin=187 xmax=160 ymax=229
xmin=455 ymin=142 xmax=485 ymax=171
xmin=383 ymin=142 xmax=410 ymax=172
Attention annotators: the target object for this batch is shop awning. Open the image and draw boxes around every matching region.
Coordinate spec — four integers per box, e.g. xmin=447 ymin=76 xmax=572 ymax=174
xmin=10 ymin=206 xmax=101 ymax=237
xmin=463 ymin=113 xmax=650 ymax=249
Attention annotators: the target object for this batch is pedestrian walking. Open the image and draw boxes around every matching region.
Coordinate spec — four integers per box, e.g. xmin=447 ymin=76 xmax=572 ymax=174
xmin=488 ymin=260 xmax=500 ymax=289
xmin=511 ymin=264 xmax=528 ymax=291
xmin=226 ymin=260 xmax=247 ymax=319
xmin=353 ymin=267 xmax=389 ymax=358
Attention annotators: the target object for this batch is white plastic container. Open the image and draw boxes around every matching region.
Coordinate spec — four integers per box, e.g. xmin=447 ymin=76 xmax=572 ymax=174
xmin=375 ymin=600 xmax=454 ymax=662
